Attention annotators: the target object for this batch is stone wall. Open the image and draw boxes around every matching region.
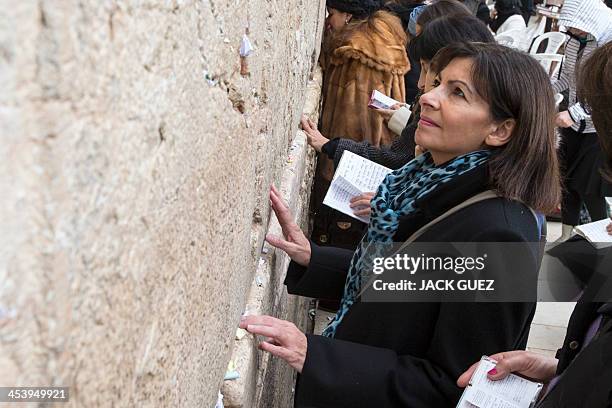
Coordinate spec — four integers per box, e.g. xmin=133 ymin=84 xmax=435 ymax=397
xmin=0 ymin=1 xmax=324 ymax=406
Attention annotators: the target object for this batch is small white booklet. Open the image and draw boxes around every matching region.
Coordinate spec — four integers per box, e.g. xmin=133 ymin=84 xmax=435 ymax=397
xmin=457 ymin=356 xmax=543 ymax=408
xmin=368 ymin=90 xmax=401 ymax=110
xmin=323 ymin=151 xmax=392 ymax=223
xmin=574 ymin=218 xmax=612 ymax=249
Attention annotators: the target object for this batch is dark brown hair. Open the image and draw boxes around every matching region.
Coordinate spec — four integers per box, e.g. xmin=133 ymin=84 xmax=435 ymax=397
xmin=578 ymin=42 xmax=612 ymax=182
xmin=430 ymin=42 xmax=561 ymax=213
xmin=416 ymin=0 xmax=471 ymax=28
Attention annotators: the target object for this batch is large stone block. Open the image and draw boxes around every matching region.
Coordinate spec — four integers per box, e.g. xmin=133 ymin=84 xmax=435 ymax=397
xmin=0 ymin=0 xmax=324 ymax=406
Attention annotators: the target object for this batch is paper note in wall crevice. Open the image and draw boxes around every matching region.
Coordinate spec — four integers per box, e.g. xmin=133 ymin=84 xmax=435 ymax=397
xmin=323 ymin=151 xmax=392 ymax=224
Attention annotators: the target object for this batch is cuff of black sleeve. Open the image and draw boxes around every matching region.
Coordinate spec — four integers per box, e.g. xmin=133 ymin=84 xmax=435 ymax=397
xmin=322 ymin=138 xmax=340 ymax=159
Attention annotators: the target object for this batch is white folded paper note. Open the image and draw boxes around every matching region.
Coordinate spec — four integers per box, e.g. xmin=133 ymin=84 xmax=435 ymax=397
xmin=457 ymin=356 xmax=543 ymax=408
xmin=323 ymin=151 xmax=392 ymax=223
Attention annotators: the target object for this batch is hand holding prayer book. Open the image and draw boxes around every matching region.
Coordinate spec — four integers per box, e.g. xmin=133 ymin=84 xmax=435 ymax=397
xmin=457 ymin=356 xmax=543 ymax=408
xmin=323 ymin=151 xmax=392 ymax=224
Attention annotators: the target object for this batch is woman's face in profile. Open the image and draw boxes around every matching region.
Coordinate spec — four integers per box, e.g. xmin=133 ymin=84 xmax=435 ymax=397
xmin=415 ymin=58 xmax=498 ymax=164
xmin=417 ymin=59 xmax=431 ymax=91
xmin=326 ymin=7 xmax=351 ymax=32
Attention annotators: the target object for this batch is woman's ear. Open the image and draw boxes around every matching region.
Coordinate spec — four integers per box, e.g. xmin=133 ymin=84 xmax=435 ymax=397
xmin=485 ymin=119 xmax=516 ymax=147
xmin=345 ymin=13 xmax=353 ymax=24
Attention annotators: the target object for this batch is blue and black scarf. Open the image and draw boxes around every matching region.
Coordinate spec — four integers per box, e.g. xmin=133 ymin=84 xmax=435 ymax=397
xmin=322 ymin=150 xmax=492 ymax=337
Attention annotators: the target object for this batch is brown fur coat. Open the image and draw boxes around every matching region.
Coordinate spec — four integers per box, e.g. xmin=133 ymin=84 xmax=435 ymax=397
xmin=319 ymin=11 xmax=410 ymax=181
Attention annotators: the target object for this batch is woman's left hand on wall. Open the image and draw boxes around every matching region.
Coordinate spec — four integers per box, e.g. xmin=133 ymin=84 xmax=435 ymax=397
xmin=300 ymin=115 xmax=329 ymax=152
xmin=607 ymin=221 xmax=612 ymax=235
xmin=555 ymin=111 xmax=575 ymax=128
xmin=240 ymin=315 xmax=307 ymax=373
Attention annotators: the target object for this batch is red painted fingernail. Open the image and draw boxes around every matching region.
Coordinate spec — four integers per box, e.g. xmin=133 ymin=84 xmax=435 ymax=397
xmin=487 ymin=368 xmax=497 ymax=375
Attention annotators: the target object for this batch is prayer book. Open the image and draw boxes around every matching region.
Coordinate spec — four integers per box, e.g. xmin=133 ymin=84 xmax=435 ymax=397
xmin=368 ymin=90 xmax=401 ymax=110
xmin=574 ymin=218 xmax=612 ymax=249
xmin=323 ymin=151 xmax=392 ymax=224
xmin=457 ymin=356 xmax=543 ymax=408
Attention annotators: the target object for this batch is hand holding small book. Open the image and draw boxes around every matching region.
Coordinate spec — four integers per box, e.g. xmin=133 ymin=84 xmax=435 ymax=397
xmin=369 ymin=103 xmax=404 ymax=123
xmin=349 ymin=192 xmax=375 ymax=217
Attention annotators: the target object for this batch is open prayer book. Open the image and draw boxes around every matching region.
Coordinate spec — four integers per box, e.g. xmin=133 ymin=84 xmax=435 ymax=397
xmin=323 ymin=151 xmax=392 ymax=224
xmin=574 ymin=218 xmax=612 ymax=249
xmin=457 ymin=356 xmax=543 ymax=408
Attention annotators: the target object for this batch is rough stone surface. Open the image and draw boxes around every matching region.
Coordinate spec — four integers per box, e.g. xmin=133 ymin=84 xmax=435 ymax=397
xmin=0 ymin=1 xmax=324 ymax=406
xmin=222 ymin=67 xmax=322 ymax=408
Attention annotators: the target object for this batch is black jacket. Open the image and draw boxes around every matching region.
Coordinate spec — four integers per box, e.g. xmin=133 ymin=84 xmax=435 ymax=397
xmin=285 ymin=167 xmax=540 ymax=407
xmin=538 ymin=302 xmax=612 ymax=407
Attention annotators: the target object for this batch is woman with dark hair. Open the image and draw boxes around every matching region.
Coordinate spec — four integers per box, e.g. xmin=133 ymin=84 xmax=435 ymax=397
xmin=490 ymin=0 xmax=527 ymax=36
xmin=415 ymin=0 xmax=472 ymax=34
xmin=552 ymin=0 xmax=612 ymax=241
xmin=310 ymin=0 xmax=409 ymax=250
xmin=458 ymin=43 xmax=612 ymax=408
xmin=302 ymin=15 xmax=494 ymax=218
xmin=241 ymin=42 xmax=560 ymax=407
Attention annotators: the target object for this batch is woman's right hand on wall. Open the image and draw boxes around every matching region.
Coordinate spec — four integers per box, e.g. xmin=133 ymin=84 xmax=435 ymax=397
xmin=457 ymin=351 xmax=559 ymax=388
xmin=300 ymin=115 xmax=329 ymax=153
xmin=607 ymin=221 xmax=612 ymax=236
xmin=265 ymin=185 xmax=312 ymax=266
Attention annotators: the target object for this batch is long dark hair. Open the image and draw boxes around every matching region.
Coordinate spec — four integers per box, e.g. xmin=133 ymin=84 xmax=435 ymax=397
xmin=578 ymin=42 xmax=612 ymax=182
xmin=416 ymin=0 xmax=471 ymax=28
xmin=409 ymin=15 xmax=495 ymax=62
xmin=430 ymin=42 xmax=561 ymax=213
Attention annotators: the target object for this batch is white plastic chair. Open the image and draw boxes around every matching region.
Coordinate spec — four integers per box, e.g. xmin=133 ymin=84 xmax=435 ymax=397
xmin=524 ymin=16 xmax=547 ymax=50
xmin=529 ymin=31 xmax=567 ymax=54
xmin=550 ymin=55 xmax=564 ymax=79
xmin=531 ymin=53 xmax=564 ymax=77
xmin=496 ymin=30 xmax=526 ymax=50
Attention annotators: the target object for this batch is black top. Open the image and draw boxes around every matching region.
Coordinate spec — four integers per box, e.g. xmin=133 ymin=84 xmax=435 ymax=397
xmin=285 ymin=166 xmax=540 ymax=407
xmin=538 ymin=302 xmax=612 ymax=407
xmin=323 ymin=122 xmax=417 ymax=170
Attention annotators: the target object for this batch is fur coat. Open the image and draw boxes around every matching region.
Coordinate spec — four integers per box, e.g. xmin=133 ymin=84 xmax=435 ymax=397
xmin=319 ymin=11 xmax=409 ymax=181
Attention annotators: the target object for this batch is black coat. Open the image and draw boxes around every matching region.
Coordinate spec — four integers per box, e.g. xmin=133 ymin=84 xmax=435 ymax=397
xmin=285 ymin=167 xmax=540 ymax=407
xmin=538 ymin=302 xmax=612 ymax=407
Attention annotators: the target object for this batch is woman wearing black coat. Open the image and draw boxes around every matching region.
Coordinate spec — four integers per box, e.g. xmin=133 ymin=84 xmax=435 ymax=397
xmin=458 ymin=42 xmax=612 ymax=408
xmin=240 ymin=43 xmax=560 ymax=407
xmin=301 ymin=15 xmax=495 ymax=221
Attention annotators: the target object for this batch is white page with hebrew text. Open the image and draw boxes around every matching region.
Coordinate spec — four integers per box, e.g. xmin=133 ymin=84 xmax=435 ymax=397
xmin=323 ymin=151 xmax=392 ymax=223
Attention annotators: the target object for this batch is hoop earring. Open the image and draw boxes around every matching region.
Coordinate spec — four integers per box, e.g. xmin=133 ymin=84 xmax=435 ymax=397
xmin=345 ymin=18 xmax=350 ymax=25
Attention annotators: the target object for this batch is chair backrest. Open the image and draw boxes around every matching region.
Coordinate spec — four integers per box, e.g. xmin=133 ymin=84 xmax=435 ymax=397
xmin=531 ymin=53 xmax=564 ymax=77
xmin=550 ymin=55 xmax=564 ymax=79
xmin=529 ymin=31 xmax=567 ymax=54
xmin=526 ymin=15 xmax=547 ymax=42
xmin=496 ymin=30 xmax=524 ymax=49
